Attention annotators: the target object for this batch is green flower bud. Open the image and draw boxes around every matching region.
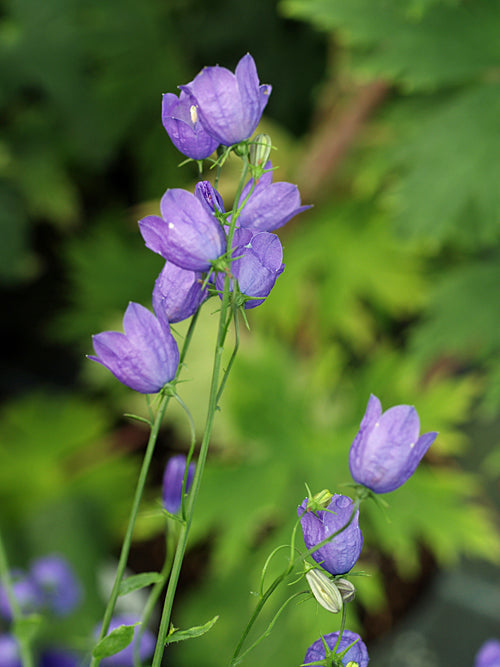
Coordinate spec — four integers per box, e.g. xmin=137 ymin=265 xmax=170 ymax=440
xmin=335 ymin=577 xmax=357 ymax=603
xmin=249 ymin=133 xmax=272 ymax=168
xmin=305 ymin=568 xmax=343 ymax=613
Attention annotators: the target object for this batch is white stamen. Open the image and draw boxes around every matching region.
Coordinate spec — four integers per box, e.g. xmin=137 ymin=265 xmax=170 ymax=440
xmin=190 ymin=105 xmax=198 ymax=124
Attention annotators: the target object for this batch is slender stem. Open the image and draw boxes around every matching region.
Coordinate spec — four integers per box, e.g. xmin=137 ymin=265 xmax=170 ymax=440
xmin=0 ymin=533 xmax=34 ymax=667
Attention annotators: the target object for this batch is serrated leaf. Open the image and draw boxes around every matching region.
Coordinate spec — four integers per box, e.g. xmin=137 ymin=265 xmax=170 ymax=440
xmin=118 ymin=572 xmax=163 ymax=596
xmin=92 ymin=622 xmax=138 ymax=659
xmin=165 ymin=615 xmax=219 ymax=644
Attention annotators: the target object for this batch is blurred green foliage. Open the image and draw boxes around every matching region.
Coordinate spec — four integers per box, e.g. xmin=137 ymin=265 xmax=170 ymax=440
xmin=1 ymin=0 xmax=499 ymax=664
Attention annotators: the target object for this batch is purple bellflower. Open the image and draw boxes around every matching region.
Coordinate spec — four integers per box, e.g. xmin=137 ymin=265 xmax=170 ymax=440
xmin=89 ymin=302 xmax=179 ymax=394
xmin=298 ymin=494 xmax=363 ymax=576
xmin=97 ymin=615 xmax=155 ymax=667
xmin=139 ymin=188 xmax=226 ymax=272
xmin=31 ymin=555 xmax=81 ymax=616
xmin=349 ymin=394 xmax=438 ymax=494
xmin=194 ymin=180 xmax=225 ymax=216
xmin=162 ymin=455 xmax=196 ymax=514
xmin=236 ymin=162 xmax=311 ymax=232
xmin=153 ymin=261 xmax=208 ymax=324
xmin=0 ymin=635 xmax=22 ymax=667
xmin=303 ymin=630 xmax=369 ymax=667
xmin=475 ymin=639 xmax=500 ymax=667
xmin=162 ymin=90 xmax=219 ymax=159
xmin=180 ymin=53 xmax=271 ymax=146
xmin=0 ymin=570 xmax=41 ymax=621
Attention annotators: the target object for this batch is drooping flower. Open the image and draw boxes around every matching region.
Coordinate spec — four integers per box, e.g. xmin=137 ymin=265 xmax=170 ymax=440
xmin=303 ymin=630 xmax=369 ymax=667
xmin=0 ymin=570 xmax=41 ymax=620
xmin=0 ymin=635 xmax=22 ymax=667
xmin=139 ymin=188 xmax=226 ymax=272
xmin=152 ymin=261 xmax=208 ymax=324
xmin=180 ymin=53 xmax=271 ymax=146
xmin=298 ymin=494 xmax=363 ymax=576
xmin=96 ymin=616 xmax=155 ymax=667
xmin=162 ymin=90 xmax=219 ymax=160
xmin=162 ymin=455 xmax=196 ymax=514
xmin=31 ymin=555 xmax=81 ymax=616
xmin=89 ymin=302 xmax=179 ymax=394
xmin=349 ymin=394 xmax=438 ymax=494
xmin=474 ymin=639 xmax=500 ymax=667
xmin=235 ymin=162 xmax=311 ymax=232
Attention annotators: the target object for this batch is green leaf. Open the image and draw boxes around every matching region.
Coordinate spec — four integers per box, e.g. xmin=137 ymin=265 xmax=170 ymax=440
xmin=118 ymin=572 xmax=163 ymax=596
xmin=92 ymin=622 xmax=138 ymax=659
xmin=165 ymin=615 xmax=219 ymax=644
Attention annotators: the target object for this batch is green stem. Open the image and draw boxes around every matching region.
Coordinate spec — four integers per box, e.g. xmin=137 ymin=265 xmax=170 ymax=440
xmin=0 ymin=533 xmax=34 ymax=667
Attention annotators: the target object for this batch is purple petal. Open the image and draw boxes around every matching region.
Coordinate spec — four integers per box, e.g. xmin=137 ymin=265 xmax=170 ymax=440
xmin=138 ymin=215 xmax=169 ymax=257
xmin=304 ymin=631 xmax=369 ymax=667
xmin=153 ymin=262 xmax=208 ymax=324
xmin=162 ymin=91 xmax=219 ymax=160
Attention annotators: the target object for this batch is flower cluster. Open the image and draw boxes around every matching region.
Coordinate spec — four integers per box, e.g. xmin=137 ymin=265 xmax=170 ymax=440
xmin=90 ymin=53 xmax=309 ymax=394
xmin=299 ymin=395 xmax=437 ymax=665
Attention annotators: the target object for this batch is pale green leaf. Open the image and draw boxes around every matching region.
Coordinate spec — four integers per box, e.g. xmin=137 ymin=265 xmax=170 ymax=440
xmin=165 ymin=615 xmax=219 ymax=644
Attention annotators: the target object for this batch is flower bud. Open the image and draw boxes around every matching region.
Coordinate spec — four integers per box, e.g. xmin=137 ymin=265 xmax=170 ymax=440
xmin=305 ymin=569 xmax=343 ymax=613
xmin=335 ymin=577 xmax=357 ymax=603
xmin=249 ymin=134 xmax=272 ymax=168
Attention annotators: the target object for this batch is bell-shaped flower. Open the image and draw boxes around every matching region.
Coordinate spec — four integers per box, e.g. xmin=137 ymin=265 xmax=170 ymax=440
xmin=474 ymin=639 xmax=500 ymax=667
xmin=298 ymin=494 xmax=363 ymax=576
xmin=216 ymin=230 xmax=284 ymax=308
xmin=349 ymin=394 xmax=438 ymax=494
xmin=180 ymin=53 xmax=271 ymax=146
xmin=89 ymin=302 xmax=179 ymax=394
xmin=96 ymin=615 xmax=155 ymax=667
xmin=235 ymin=162 xmax=311 ymax=232
xmin=153 ymin=261 xmax=208 ymax=324
xmin=303 ymin=630 xmax=369 ymax=667
xmin=31 ymin=555 xmax=81 ymax=616
xmin=139 ymin=188 xmax=226 ymax=272
xmin=162 ymin=90 xmax=219 ymax=159
xmin=0 ymin=635 xmax=22 ymax=667
xmin=194 ymin=180 xmax=225 ymax=216
xmin=162 ymin=454 xmax=196 ymax=514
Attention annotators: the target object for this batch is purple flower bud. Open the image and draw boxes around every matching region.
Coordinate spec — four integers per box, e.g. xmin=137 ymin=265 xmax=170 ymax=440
xmin=180 ymin=53 xmax=271 ymax=146
xmin=236 ymin=162 xmax=311 ymax=232
xmin=96 ymin=615 xmax=155 ymax=667
xmin=89 ymin=302 xmax=179 ymax=394
xmin=31 ymin=555 xmax=81 ymax=616
xmin=298 ymin=494 xmax=363 ymax=576
xmin=194 ymin=181 xmax=225 ymax=215
xmin=40 ymin=649 xmax=80 ymax=667
xmin=153 ymin=261 xmax=208 ymax=324
xmin=162 ymin=455 xmax=196 ymax=514
xmin=475 ymin=639 xmax=500 ymax=667
xmin=349 ymin=394 xmax=438 ymax=494
xmin=303 ymin=630 xmax=369 ymax=667
xmin=139 ymin=188 xmax=226 ymax=272
xmin=0 ymin=570 xmax=41 ymax=620
xmin=0 ymin=635 xmax=22 ymax=667
xmin=162 ymin=91 xmax=219 ymax=160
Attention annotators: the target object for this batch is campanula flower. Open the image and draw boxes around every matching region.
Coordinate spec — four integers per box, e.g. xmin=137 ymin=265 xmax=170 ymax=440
xmin=180 ymin=53 xmax=271 ymax=146
xmin=303 ymin=630 xmax=369 ymax=667
xmin=139 ymin=188 xmax=226 ymax=272
xmin=236 ymin=162 xmax=311 ymax=232
xmin=162 ymin=91 xmax=219 ymax=159
xmin=162 ymin=454 xmax=196 ymax=514
xmin=0 ymin=570 xmax=41 ymax=620
xmin=474 ymin=639 xmax=500 ymax=667
xmin=96 ymin=615 xmax=155 ymax=667
xmin=89 ymin=302 xmax=179 ymax=394
xmin=349 ymin=394 xmax=438 ymax=494
xmin=31 ymin=555 xmax=81 ymax=616
xmin=194 ymin=180 xmax=225 ymax=215
xmin=153 ymin=261 xmax=208 ymax=324
xmin=0 ymin=635 xmax=22 ymax=667
xmin=298 ymin=494 xmax=363 ymax=576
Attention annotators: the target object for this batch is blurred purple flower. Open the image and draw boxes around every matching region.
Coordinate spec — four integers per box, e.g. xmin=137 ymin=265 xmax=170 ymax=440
xmin=298 ymin=494 xmax=363 ymax=576
xmin=153 ymin=261 xmax=208 ymax=324
xmin=475 ymin=639 xmax=500 ymax=667
xmin=97 ymin=615 xmax=155 ymax=667
xmin=162 ymin=455 xmax=196 ymax=514
xmin=139 ymin=188 xmax=226 ymax=272
xmin=349 ymin=394 xmax=438 ymax=494
xmin=180 ymin=53 xmax=271 ymax=146
xmin=0 ymin=570 xmax=41 ymax=621
xmin=31 ymin=555 xmax=81 ymax=616
xmin=89 ymin=302 xmax=179 ymax=394
xmin=236 ymin=162 xmax=311 ymax=232
xmin=0 ymin=635 xmax=22 ymax=667
xmin=40 ymin=649 xmax=80 ymax=667
xmin=303 ymin=630 xmax=369 ymax=667
xmin=162 ymin=90 xmax=219 ymax=159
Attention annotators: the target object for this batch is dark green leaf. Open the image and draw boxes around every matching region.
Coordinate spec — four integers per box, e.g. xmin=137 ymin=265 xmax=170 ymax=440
xmin=165 ymin=616 xmax=219 ymax=644
xmin=92 ymin=623 xmax=138 ymax=659
xmin=118 ymin=572 xmax=163 ymax=596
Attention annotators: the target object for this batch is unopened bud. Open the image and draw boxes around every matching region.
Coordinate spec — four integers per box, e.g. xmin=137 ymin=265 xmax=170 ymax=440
xmin=305 ymin=569 xmax=343 ymax=613
xmin=249 ymin=134 xmax=272 ymax=168
xmin=335 ymin=577 xmax=356 ymax=603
